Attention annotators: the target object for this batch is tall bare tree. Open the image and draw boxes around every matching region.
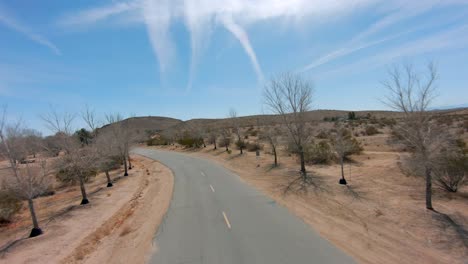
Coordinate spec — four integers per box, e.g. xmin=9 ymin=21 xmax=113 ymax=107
xmin=229 ymin=109 xmax=244 ymax=154
xmin=0 ymin=108 xmax=51 ymax=237
xmin=383 ymin=62 xmax=443 ymax=210
xmin=264 ymin=72 xmax=314 ymax=180
xmin=42 ymin=109 xmax=97 ymax=205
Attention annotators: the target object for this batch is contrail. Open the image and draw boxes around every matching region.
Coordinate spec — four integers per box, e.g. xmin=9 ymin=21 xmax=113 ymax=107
xmin=143 ymin=0 xmax=174 ymax=74
xmin=220 ymin=15 xmax=264 ymax=83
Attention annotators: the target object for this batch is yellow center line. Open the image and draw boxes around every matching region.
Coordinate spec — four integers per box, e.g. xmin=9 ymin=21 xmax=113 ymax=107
xmin=222 ymin=211 xmax=232 ymax=229
xmin=210 ymin=184 xmax=215 ymax=192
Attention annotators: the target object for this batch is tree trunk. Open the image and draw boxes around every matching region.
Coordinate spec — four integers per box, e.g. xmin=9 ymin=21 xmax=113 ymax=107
xmin=225 ymin=143 xmax=229 ymax=151
xmin=27 ymin=198 xmax=42 ymax=237
xmin=272 ymin=145 xmax=277 ymax=167
xmin=299 ymin=146 xmax=306 ymax=177
xmin=79 ymin=176 xmax=89 ymax=204
xmin=425 ymin=166 xmax=433 ymax=210
xmin=128 ymin=155 xmax=132 ymax=170
xmin=123 ymin=155 xmax=129 ymax=176
xmin=214 ymin=141 xmax=217 ymax=150
xmin=106 ymin=170 xmax=113 ymax=187
xmin=240 ymin=146 xmax=243 ymax=154
xmin=339 ymin=156 xmax=347 ymax=185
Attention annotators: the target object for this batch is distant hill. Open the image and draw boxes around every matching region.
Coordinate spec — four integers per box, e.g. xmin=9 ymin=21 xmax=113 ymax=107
xmin=98 ymin=116 xmax=182 ymax=141
xmin=100 ymin=108 xmax=468 ymax=141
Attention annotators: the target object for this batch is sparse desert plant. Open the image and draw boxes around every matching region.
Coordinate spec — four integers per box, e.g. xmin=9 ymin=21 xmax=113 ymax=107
xmin=433 ymin=139 xmax=467 ymax=192
xmin=316 ymin=130 xmax=329 ymax=139
xmin=365 ymin=125 xmax=379 ymax=135
xmin=0 ymin=189 xmax=22 ymax=224
xmin=246 ymin=142 xmax=262 ymax=152
xmin=303 ymin=141 xmax=334 ymax=165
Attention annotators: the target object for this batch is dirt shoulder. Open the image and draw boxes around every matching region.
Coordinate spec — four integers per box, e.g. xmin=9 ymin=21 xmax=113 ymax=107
xmin=0 ymin=155 xmax=173 ymax=264
xmin=147 ymin=145 xmax=468 ymax=264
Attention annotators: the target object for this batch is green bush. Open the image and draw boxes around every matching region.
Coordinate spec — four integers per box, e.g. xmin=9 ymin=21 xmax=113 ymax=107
xmin=0 ymin=190 xmax=22 ymax=224
xmin=365 ymin=125 xmax=380 ymax=136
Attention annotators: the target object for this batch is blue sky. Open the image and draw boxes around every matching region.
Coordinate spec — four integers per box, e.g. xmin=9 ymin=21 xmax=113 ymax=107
xmin=1 ymin=0 xmax=468 ymax=133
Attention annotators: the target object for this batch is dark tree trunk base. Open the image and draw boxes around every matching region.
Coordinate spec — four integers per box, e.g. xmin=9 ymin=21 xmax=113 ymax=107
xmin=30 ymin=228 xmax=43 ymax=237
xmin=129 ymin=166 xmax=132 ymax=170
xmin=107 ymin=182 xmax=113 ymax=187
xmin=339 ymin=178 xmax=347 ymax=185
xmin=81 ymin=198 xmax=89 ymax=205
xmin=124 ymin=172 xmax=129 ymax=176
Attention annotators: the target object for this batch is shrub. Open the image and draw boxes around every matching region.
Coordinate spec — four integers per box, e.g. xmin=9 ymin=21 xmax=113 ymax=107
xmin=304 ymin=141 xmax=334 ymax=164
xmin=434 ymin=143 xmax=467 ymax=192
xmin=246 ymin=142 xmax=262 ymax=152
xmin=249 ymin=130 xmax=258 ymax=136
xmin=56 ymin=167 xmax=98 ymax=185
xmin=379 ymin=117 xmax=396 ymax=127
xmin=235 ymin=140 xmax=246 ymax=150
xmin=0 ymin=190 xmax=22 ymax=224
xmin=365 ymin=125 xmax=379 ymax=135
xmin=316 ymin=130 xmax=329 ymax=139
xmin=146 ymin=136 xmax=170 ymax=146
xmin=177 ymin=132 xmax=204 ymax=148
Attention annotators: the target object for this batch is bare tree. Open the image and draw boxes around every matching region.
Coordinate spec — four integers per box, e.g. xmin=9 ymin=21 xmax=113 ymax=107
xmin=331 ymin=124 xmax=361 ymax=185
xmin=383 ymin=62 xmax=444 ymax=210
xmin=0 ymin=108 xmax=51 ymax=237
xmin=259 ymin=115 xmax=281 ymax=167
xmin=81 ymin=105 xmax=101 ymax=138
xmin=219 ymin=128 xmax=231 ymax=152
xmin=95 ymin=133 xmax=120 ymax=187
xmin=264 ymin=72 xmax=314 ymax=181
xmin=42 ymin=109 xmax=97 ymax=205
xmin=229 ymin=109 xmax=244 ymax=154
xmin=207 ymin=129 xmax=217 ymax=150
xmin=105 ymin=113 xmax=133 ymax=176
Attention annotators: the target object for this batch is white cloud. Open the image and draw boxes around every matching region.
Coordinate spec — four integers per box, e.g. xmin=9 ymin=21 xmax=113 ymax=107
xmin=301 ymin=0 xmax=468 ymax=72
xmin=0 ymin=7 xmax=61 ymax=55
xmin=56 ymin=0 xmax=468 ymax=88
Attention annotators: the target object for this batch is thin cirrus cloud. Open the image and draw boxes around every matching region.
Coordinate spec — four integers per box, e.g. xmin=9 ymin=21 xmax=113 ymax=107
xmin=0 ymin=6 xmax=61 ymax=55
xmin=300 ymin=0 xmax=468 ymax=72
xmin=57 ymin=0 xmax=381 ymax=90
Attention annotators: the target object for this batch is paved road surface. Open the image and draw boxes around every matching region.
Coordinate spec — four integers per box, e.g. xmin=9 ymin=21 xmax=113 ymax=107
xmin=134 ymin=148 xmax=355 ymax=264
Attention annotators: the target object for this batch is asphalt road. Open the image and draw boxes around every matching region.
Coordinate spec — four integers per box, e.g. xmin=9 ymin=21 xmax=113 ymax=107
xmin=134 ymin=148 xmax=355 ymax=264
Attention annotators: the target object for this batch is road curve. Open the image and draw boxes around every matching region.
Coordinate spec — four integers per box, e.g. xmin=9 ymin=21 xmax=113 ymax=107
xmin=134 ymin=148 xmax=355 ymax=264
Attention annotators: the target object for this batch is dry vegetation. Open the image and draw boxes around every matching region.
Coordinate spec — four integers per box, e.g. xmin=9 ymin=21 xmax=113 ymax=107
xmin=0 ymin=155 xmax=173 ymax=263
xmin=148 ymin=110 xmax=468 ymax=263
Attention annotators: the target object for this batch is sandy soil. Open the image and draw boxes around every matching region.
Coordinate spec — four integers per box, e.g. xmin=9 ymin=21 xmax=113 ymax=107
xmin=0 ymin=155 xmax=173 ymax=264
xmin=149 ymin=143 xmax=468 ymax=264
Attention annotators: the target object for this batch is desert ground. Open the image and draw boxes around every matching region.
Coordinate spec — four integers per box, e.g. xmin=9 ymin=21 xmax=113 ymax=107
xmin=0 ymin=155 xmax=173 ymax=264
xmin=146 ymin=117 xmax=468 ymax=264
